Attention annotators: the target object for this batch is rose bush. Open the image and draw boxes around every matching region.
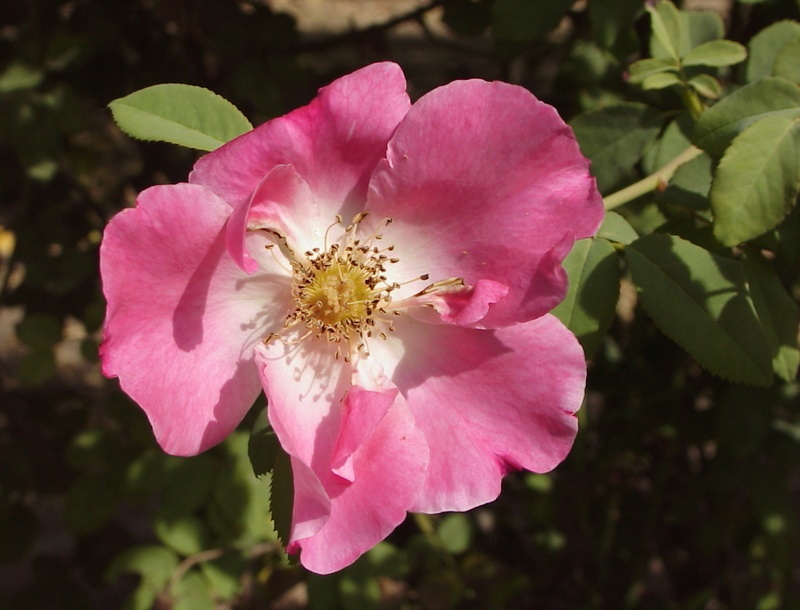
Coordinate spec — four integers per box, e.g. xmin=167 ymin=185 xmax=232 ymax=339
xmin=100 ymin=62 xmax=603 ymax=573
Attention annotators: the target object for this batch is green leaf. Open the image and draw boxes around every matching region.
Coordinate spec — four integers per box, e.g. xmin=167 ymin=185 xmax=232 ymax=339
xmin=551 ymin=238 xmax=620 ymax=356
xmin=200 ymin=553 xmax=247 ymax=602
xmin=588 ymin=0 xmax=643 ymax=55
xmin=172 ymin=571 xmax=214 ymax=610
xmin=269 ymin=447 xmax=294 ymax=549
xmin=570 ymin=103 xmax=663 ymax=193
xmin=106 ymin=545 xmax=179 ymax=610
xmin=598 ymin=211 xmax=639 ymax=245
xmin=710 ymin=115 xmax=800 ymax=246
xmin=640 ymin=71 xmax=684 ymax=90
xmin=438 ymin=513 xmax=472 ymax=554
xmin=646 ymin=0 xmax=685 ymax=61
xmin=156 ymin=454 xmax=218 ymax=520
xmin=0 ymin=62 xmax=44 ymax=92
xmin=745 ymin=20 xmax=800 ymax=83
xmin=682 ymin=39 xmax=747 ymax=67
xmin=154 ymin=515 xmax=209 ymax=556
xmin=441 ymin=0 xmax=492 ymax=37
xmin=657 ymin=151 xmax=713 ymax=211
xmin=626 ymin=234 xmax=772 ymax=386
xmin=687 ymin=73 xmax=722 ymax=99
xmin=774 ymin=36 xmax=800 ymax=84
xmin=683 ymin=10 xmax=725 ymax=52
xmin=108 ymin=84 xmax=252 ymax=151
xmin=627 ymin=58 xmax=679 ymax=83
xmin=643 ymin=113 xmax=694 ymax=174
xmin=744 ymin=254 xmax=800 ymax=382
xmin=693 ymin=77 xmax=800 ymax=157
xmin=16 ymin=312 xmax=62 ymax=348
xmin=248 ymin=410 xmax=280 ymax=477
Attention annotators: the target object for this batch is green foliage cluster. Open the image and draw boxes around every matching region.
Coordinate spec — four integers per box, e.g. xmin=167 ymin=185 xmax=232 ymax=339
xmin=2 ymin=0 xmax=800 ymax=608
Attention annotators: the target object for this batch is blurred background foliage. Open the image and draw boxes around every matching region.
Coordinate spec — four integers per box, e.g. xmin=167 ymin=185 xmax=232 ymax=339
xmin=2 ymin=0 xmax=800 ymax=608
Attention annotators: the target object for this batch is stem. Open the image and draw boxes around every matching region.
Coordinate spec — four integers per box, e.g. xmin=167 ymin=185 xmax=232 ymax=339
xmin=602 ymin=145 xmax=703 ymax=211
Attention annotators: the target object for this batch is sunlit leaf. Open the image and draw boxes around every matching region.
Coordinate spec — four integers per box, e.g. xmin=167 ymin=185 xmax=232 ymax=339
xmin=688 ymin=73 xmax=722 ymax=99
xmin=598 ymin=211 xmax=639 ymax=245
xmin=641 ymin=71 xmax=684 ymax=90
xmin=626 ymin=234 xmax=772 ymax=386
xmin=693 ymin=77 xmax=800 ymax=156
xmin=682 ymin=39 xmax=747 ymax=67
xmin=109 ymin=84 xmax=253 ymax=151
xmin=745 ymin=20 xmax=800 ymax=83
xmin=646 ymin=0 xmax=685 ymax=61
xmin=710 ymin=115 xmax=800 ymax=246
xmin=154 ymin=515 xmax=210 ymax=556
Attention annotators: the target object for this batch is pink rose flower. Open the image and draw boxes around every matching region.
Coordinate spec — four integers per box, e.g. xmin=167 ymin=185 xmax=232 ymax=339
xmin=100 ymin=62 xmax=604 ymax=573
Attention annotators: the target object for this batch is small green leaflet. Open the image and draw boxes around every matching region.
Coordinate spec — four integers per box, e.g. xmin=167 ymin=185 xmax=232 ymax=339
xmin=681 ymin=39 xmax=747 ymax=67
xmin=626 ymin=234 xmax=773 ymax=386
xmin=109 ymin=83 xmax=253 ymax=151
xmin=551 ymin=237 xmax=620 ymax=357
xmin=646 ymin=0 xmax=685 ymax=61
xmin=710 ymin=115 xmax=800 ymax=246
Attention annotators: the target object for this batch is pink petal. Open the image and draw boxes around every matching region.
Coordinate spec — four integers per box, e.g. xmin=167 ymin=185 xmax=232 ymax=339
xmin=369 ymin=313 xmax=585 ymax=513
xmin=100 ymin=184 xmax=291 ymax=455
xmin=190 ymin=62 xmax=411 ymax=219
xmin=226 ymin=165 xmax=315 ymax=273
xmin=257 ymin=344 xmax=428 ymax=574
xmin=368 ymin=79 xmax=604 ymax=328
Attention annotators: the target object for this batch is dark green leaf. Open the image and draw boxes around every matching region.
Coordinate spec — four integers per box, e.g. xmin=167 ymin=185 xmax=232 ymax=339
xmin=588 ymin=0 xmax=643 ymax=54
xmin=16 ymin=312 xmax=62 ymax=348
xmin=492 ymin=0 xmax=574 ymax=45
xmin=744 ymin=254 xmax=800 ymax=381
xmin=710 ymin=115 xmax=800 ymax=246
xmin=745 ymin=20 xmax=800 ymax=83
xmin=248 ymin=410 xmax=280 ymax=477
xmin=441 ymin=0 xmax=492 ymax=37
xmin=551 ymin=237 xmax=620 ymax=356
xmin=626 ymin=234 xmax=772 ymax=385
xmin=693 ymin=77 xmax=800 ymax=156
xmin=269 ymin=448 xmax=294 ymax=549
xmin=570 ymin=103 xmax=663 ymax=193
xmin=109 ymin=84 xmax=252 ymax=151
xmin=172 ymin=571 xmax=214 ymax=610
xmin=657 ymin=151 xmax=713 ymax=211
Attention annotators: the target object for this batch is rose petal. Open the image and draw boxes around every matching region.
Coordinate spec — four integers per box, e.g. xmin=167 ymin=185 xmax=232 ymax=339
xmin=368 ymin=313 xmax=585 ymax=513
xmin=368 ymin=79 xmax=604 ymax=328
xmin=190 ymin=62 xmax=411 ymax=220
xmin=226 ymin=164 xmax=316 ymax=273
xmin=257 ymin=342 xmax=428 ymax=574
xmin=100 ymin=184 xmax=291 ymax=455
